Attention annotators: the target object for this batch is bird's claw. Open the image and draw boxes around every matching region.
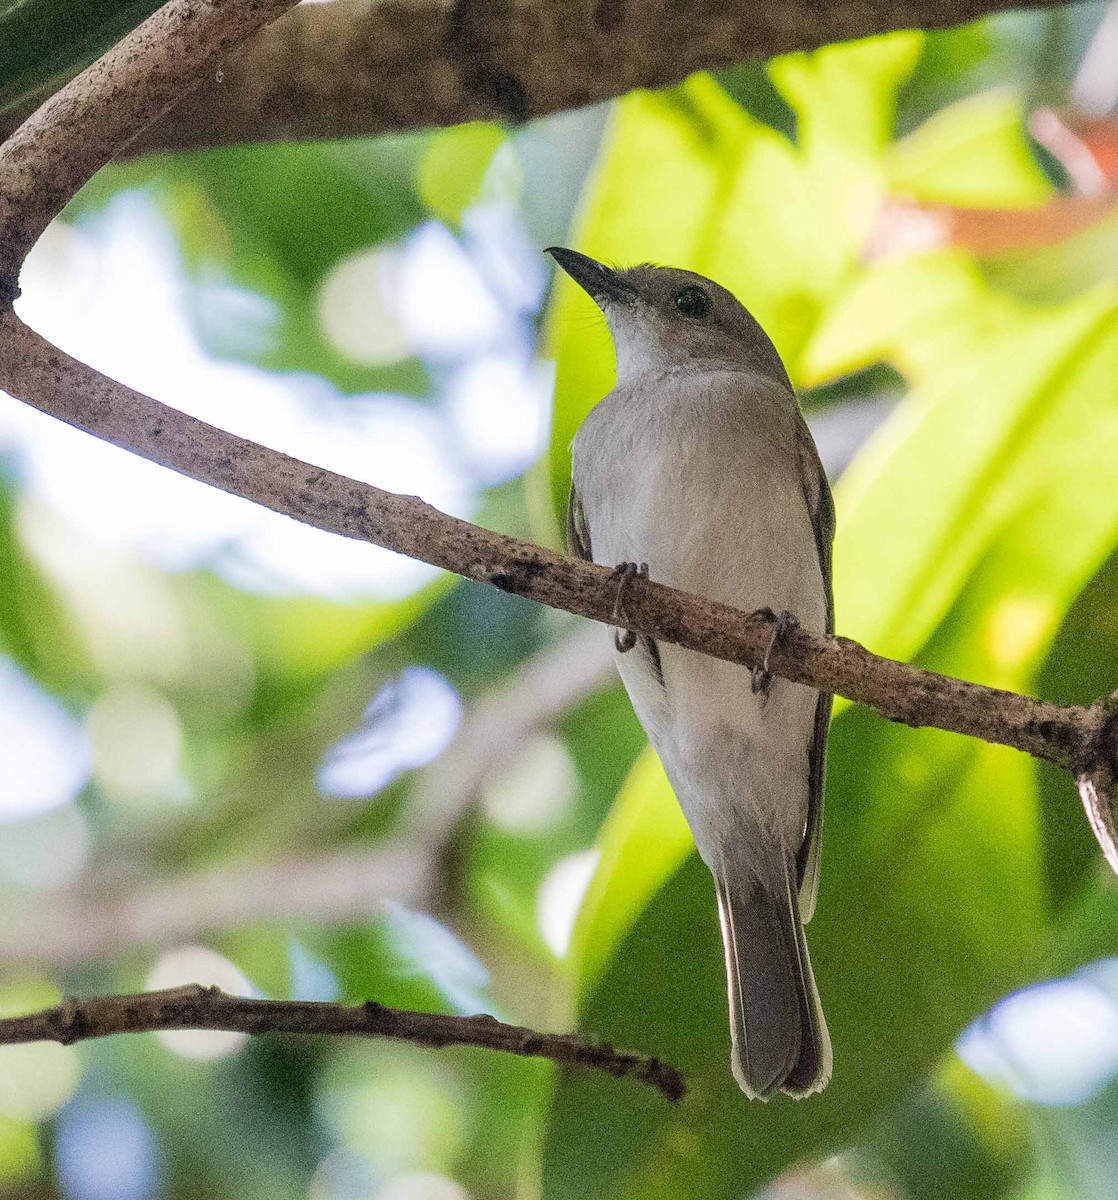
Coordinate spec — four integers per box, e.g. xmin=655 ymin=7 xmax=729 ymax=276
xmin=611 ymin=561 xmax=649 ymax=653
xmin=751 ymin=609 xmax=799 ymax=706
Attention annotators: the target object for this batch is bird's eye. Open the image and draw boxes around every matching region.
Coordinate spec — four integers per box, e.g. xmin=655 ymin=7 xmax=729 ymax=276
xmin=673 ymin=285 xmax=713 ymax=319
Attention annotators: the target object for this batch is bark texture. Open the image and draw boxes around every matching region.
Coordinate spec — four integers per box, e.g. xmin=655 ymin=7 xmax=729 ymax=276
xmin=0 ymin=0 xmax=1082 ymax=154
xmin=0 ymin=986 xmax=685 ymax=1100
xmin=0 ymin=308 xmax=1111 ymax=788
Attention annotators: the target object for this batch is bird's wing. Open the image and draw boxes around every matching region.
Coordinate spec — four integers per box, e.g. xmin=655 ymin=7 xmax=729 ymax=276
xmin=566 ymin=483 xmax=593 ymax=563
xmin=567 ymin=480 xmax=664 ymax=688
xmin=793 ymin=412 xmax=835 ymax=922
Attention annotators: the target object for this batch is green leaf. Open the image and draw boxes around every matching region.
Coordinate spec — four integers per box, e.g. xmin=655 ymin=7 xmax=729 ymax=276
xmin=565 ymin=748 xmax=691 ymax=999
xmin=0 ymin=1114 xmax=39 ymax=1187
xmin=832 ymin=284 xmax=1117 ymax=663
xmin=173 ymin=142 xmax=426 ymax=286
xmin=0 ymin=475 xmax=84 ymax=691
xmin=851 ymin=1059 xmax=1031 ymax=1200
xmin=419 ymin=123 xmax=509 ymax=227
xmin=801 ymin=251 xmax=1022 ymax=385
xmin=888 ymin=89 xmax=1053 ymax=209
xmin=771 ymin=32 xmax=923 ymax=163
xmin=984 ymin=207 xmax=1118 ymax=305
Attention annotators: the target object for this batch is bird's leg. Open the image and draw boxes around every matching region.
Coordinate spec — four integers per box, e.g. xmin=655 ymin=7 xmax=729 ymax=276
xmin=750 ymin=609 xmax=799 ymax=706
xmin=610 ymin=561 xmax=649 ymax=653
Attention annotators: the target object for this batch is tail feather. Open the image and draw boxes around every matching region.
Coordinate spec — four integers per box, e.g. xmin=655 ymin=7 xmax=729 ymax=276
xmin=715 ymin=850 xmax=831 ymax=1100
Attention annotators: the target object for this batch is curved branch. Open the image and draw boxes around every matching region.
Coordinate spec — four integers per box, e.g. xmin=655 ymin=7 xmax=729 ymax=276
xmin=0 ymin=985 xmax=685 ymax=1101
xmin=0 ymin=308 xmax=1107 ymax=780
xmin=1 ymin=0 xmax=1081 ymax=154
xmin=1 ymin=2 xmax=1116 ymax=887
xmin=0 ymin=0 xmax=300 ymax=287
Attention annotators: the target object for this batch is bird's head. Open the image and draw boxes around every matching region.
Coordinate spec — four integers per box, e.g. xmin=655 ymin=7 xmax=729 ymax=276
xmin=545 ymin=247 xmax=789 ymax=388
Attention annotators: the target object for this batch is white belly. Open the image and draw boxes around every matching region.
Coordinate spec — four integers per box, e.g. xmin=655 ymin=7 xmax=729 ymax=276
xmin=570 ymin=368 xmax=825 ymax=853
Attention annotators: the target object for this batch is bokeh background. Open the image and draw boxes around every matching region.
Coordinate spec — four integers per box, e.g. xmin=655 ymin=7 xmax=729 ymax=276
xmin=4 ymin=2 xmax=1118 ymax=1198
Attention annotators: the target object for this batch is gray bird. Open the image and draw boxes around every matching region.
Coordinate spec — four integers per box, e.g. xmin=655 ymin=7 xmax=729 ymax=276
xmin=548 ymin=247 xmax=834 ymax=1099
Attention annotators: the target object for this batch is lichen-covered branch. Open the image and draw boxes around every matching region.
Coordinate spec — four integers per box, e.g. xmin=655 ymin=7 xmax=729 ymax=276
xmin=0 ymin=0 xmax=1081 ymax=154
xmin=0 ymin=985 xmax=686 ymax=1101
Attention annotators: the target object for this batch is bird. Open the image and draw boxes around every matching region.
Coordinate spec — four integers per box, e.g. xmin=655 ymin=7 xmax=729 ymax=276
xmin=547 ymin=246 xmax=834 ymax=1099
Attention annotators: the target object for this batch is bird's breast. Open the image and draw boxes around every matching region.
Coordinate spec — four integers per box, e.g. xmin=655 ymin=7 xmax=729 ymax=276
xmin=571 ymin=371 xmax=825 ymax=630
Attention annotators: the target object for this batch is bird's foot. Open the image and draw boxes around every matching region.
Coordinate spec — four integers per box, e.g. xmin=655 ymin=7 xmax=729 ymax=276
xmin=610 ymin=561 xmax=649 ymax=653
xmin=750 ymin=609 xmax=799 ymax=706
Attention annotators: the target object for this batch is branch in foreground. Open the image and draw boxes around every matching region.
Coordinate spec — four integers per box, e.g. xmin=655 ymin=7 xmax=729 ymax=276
xmin=0 ymin=0 xmax=298 ymax=277
xmin=1 ymin=307 xmax=1117 ymax=871
xmin=0 ymin=0 xmax=1077 ymax=153
xmin=1 ymin=3 xmax=1117 ymax=877
xmin=0 ymin=985 xmax=685 ymax=1102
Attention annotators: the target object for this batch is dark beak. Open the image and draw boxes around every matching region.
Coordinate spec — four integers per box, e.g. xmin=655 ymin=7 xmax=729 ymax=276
xmin=545 ymin=246 xmax=635 ymax=305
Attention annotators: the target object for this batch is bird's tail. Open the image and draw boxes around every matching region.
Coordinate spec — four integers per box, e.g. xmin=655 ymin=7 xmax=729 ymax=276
xmin=713 ymin=845 xmax=831 ymax=1100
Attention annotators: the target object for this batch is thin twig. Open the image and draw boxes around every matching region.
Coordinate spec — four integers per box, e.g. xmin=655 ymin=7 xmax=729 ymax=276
xmin=0 ymin=985 xmax=686 ymax=1102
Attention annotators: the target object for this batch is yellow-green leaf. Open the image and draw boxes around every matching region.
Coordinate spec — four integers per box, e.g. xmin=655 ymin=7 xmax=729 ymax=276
xmin=888 ymin=89 xmax=1053 ymax=209
xmin=566 ymin=748 xmax=691 ymax=1000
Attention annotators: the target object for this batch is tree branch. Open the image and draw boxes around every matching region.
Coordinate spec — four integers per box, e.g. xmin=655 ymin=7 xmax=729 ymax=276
xmin=0 ymin=0 xmax=1083 ymax=154
xmin=0 ymin=310 xmax=1089 ymax=754
xmin=0 ymin=311 xmax=1116 ymax=862
xmin=0 ymin=985 xmax=685 ymax=1101
xmin=1 ymin=0 xmax=1117 ymax=878
xmin=0 ymin=297 xmax=1116 ymax=878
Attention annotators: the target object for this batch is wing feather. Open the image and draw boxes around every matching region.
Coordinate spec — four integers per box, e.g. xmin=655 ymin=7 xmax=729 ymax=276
xmin=566 ymin=484 xmax=593 ymax=563
xmin=568 ymin=481 xmax=664 ymax=689
xmin=793 ymin=413 xmax=834 ymax=922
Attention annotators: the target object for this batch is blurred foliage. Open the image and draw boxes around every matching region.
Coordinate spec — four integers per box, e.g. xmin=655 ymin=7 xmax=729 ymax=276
xmin=3 ymin=7 xmax=1118 ymax=1200
xmin=69 ymin=140 xmax=433 ymax=396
